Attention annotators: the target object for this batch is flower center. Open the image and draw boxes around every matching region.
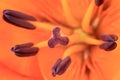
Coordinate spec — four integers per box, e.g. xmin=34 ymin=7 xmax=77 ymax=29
xmin=2 ymin=0 xmax=118 ymax=77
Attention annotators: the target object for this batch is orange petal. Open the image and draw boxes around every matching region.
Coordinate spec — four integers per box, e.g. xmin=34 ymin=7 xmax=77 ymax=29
xmin=0 ymin=62 xmax=44 ymax=80
xmin=0 ymin=0 xmax=51 ymax=78
xmin=66 ymin=0 xmax=90 ymax=22
xmin=37 ymin=46 xmax=85 ymax=80
xmin=89 ymin=0 xmax=120 ymax=79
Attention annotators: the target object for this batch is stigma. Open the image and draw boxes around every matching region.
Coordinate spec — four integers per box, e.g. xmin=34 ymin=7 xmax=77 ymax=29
xmin=48 ymin=27 xmax=69 ymax=48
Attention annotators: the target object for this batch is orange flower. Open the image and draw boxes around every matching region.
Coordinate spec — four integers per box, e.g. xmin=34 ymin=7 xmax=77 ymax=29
xmin=0 ymin=0 xmax=120 ymax=80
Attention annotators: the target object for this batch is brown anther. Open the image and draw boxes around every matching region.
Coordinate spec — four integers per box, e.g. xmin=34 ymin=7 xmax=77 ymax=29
xmin=109 ymin=34 xmax=118 ymax=41
xmin=99 ymin=42 xmax=117 ymax=51
xmin=3 ymin=9 xmax=36 ymax=21
xmin=11 ymin=42 xmax=34 ymax=51
xmin=100 ymin=34 xmax=118 ymax=42
xmin=52 ymin=59 xmax=62 ymax=77
xmin=15 ymin=47 xmax=39 ymax=57
xmin=48 ymin=27 xmax=69 ymax=48
xmin=100 ymin=34 xmax=115 ymax=42
xmin=11 ymin=42 xmax=39 ymax=57
xmin=3 ymin=10 xmax=36 ymax=30
xmin=52 ymin=56 xmax=71 ymax=76
xmin=95 ymin=0 xmax=104 ymax=6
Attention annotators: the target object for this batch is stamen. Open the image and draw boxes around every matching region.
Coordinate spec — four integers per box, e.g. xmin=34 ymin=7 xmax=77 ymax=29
xmin=48 ymin=27 xmax=69 ymax=48
xmin=99 ymin=42 xmax=117 ymax=51
xmin=100 ymin=34 xmax=115 ymax=42
xmin=3 ymin=11 xmax=36 ymax=30
xmin=11 ymin=42 xmax=33 ymax=51
xmin=109 ymin=34 xmax=118 ymax=41
xmin=61 ymin=0 xmax=79 ymax=27
xmin=30 ymin=21 xmax=72 ymax=35
xmin=52 ymin=59 xmax=62 ymax=77
xmin=99 ymin=34 xmax=118 ymax=51
xmin=84 ymin=36 xmax=105 ymax=45
xmin=52 ymin=56 xmax=71 ymax=76
xmin=95 ymin=0 xmax=104 ymax=6
xmin=62 ymin=45 xmax=86 ymax=59
xmin=81 ymin=0 xmax=95 ymax=33
xmin=3 ymin=9 xmax=36 ymax=21
xmin=35 ymin=41 xmax=49 ymax=48
xmin=14 ymin=47 xmax=39 ymax=57
xmin=11 ymin=42 xmax=39 ymax=57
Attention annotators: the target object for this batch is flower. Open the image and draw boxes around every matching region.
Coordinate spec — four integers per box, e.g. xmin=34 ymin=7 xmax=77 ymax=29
xmin=0 ymin=0 xmax=120 ymax=80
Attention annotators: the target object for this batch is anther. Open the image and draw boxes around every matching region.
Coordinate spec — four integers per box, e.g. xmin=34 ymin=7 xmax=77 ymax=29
xmin=95 ymin=0 xmax=104 ymax=6
xmin=100 ymin=34 xmax=115 ymax=42
xmin=52 ymin=59 xmax=62 ymax=76
xmin=11 ymin=42 xmax=39 ymax=57
xmin=99 ymin=42 xmax=117 ymax=51
xmin=3 ymin=9 xmax=36 ymax=21
xmin=109 ymin=34 xmax=118 ymax=41
xmin=11 ymin=42 xmax=34 ymax=51
xmin=52 ymin=56 xmax=71 ymax=77
xmin=100 ymin=34 xmax=118 ymax=42
xmin=3 ymin=10 xmax=36 ymax=30
xmin=99 ymin=34 xmax=118 ymax=51
xmin=48 ymin=27 xmax=69 ymax=48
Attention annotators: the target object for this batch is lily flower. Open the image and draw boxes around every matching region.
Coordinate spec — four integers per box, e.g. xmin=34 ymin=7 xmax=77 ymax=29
xmin=0 ymin=0 xmax=120 ymax=80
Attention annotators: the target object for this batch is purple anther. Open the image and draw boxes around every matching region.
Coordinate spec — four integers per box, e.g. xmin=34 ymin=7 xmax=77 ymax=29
xmin=99 ymin=42 xmax=117 ymax=51
xmin=109 ymin=34 xmax=118 ymax=41
xmin=15 ymin=47 xmax=39 ymax=57
xmin=52 ymin=59 xmax=62 ymax=77
xmin=11 ymin=42 xmax=39 ymax=57
xmin=95 ymin=0 xmax=104 ymax=6
xmin=52 ymin=56 xmax=71 ymax=77
xmin=3 ymin=10 xmax=36 ymax=30
xmin=3 ymin=9 xmax=36 ymax=21
xmin=100 ymin=34 xmax=118 ymax=42
xmin=48 ymin=27 xmax=69 ymax=48
xmin=11 ymin=42 xmax=33 ymax=51
xmin=100 ymin=34 xmax=114 ymax=42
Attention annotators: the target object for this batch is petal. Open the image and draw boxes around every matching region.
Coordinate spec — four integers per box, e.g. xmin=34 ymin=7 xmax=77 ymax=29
xmin=89 ymin=0 xmax=120 ymax=80
xmin=0 ymin=63 xmax=43 ymax=80
xmin=37 ymin=45 xmax=86 ymax=80
xmin=0 ymin=1 xmax=50 ymax=78
xmin=66 ymin=0 xmax=90 ymax=22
